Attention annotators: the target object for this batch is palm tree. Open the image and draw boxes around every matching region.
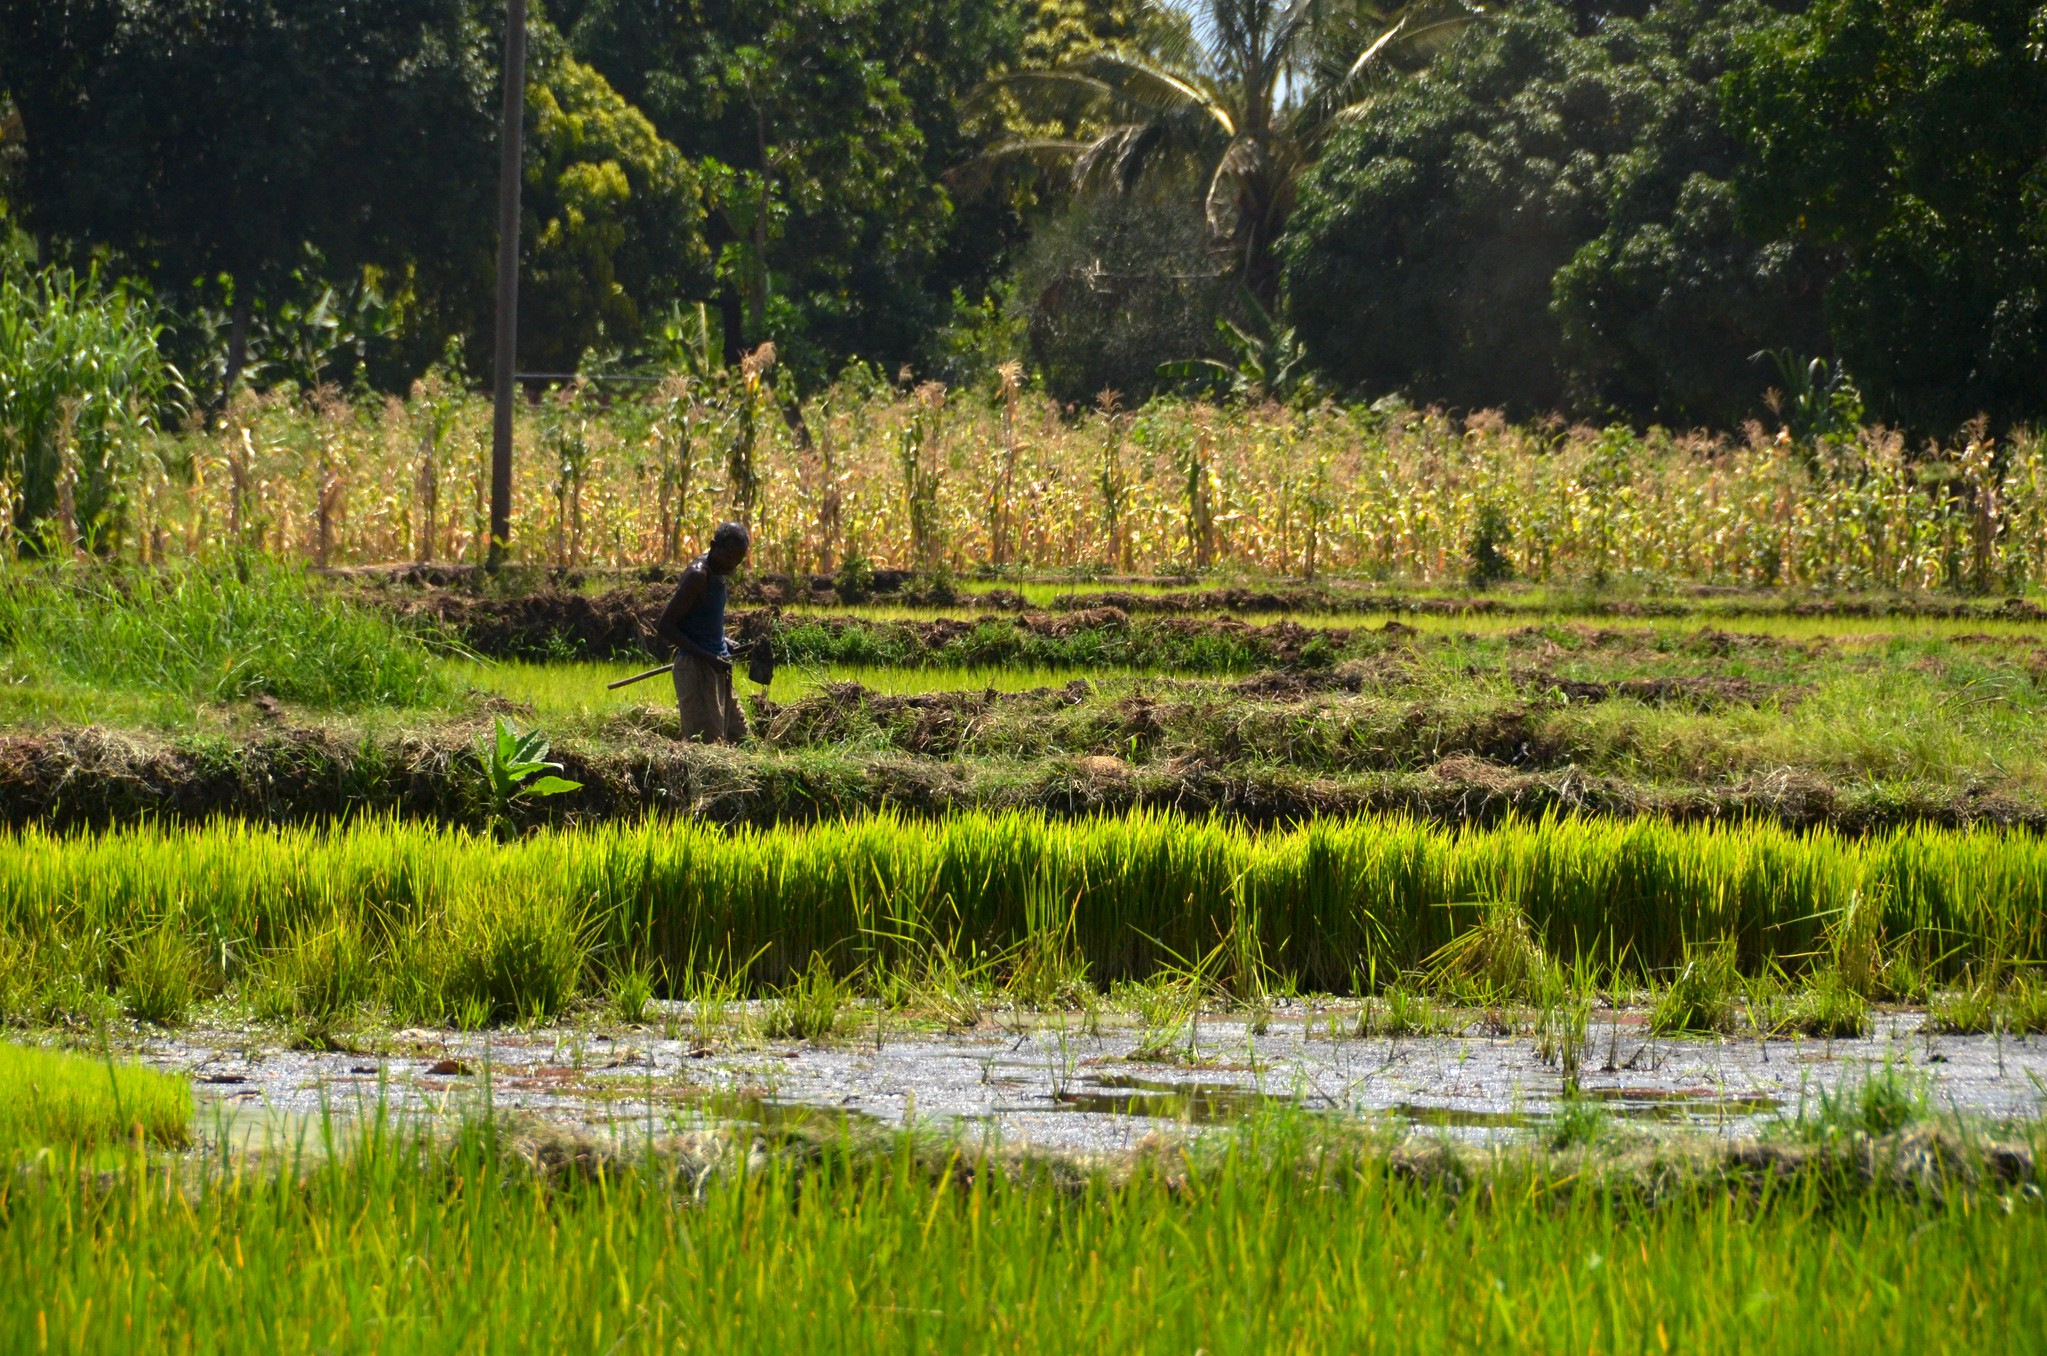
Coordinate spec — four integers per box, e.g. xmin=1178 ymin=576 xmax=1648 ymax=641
xmin=971 ymin=0 xmax=1480 ymax=305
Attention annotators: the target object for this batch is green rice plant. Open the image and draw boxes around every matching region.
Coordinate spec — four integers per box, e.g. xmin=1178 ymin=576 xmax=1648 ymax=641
xmin=250 ymin=922 xmax=373 ymax=1022
xmin=763 ymin=953 xmax=850 ymax=1041
xmin=0 ymin=1041 xmax=190 ymax=1149
xmin=1799 ymin=1062 xmax=1931 ymax=1142
xmin=1421 ymin=899 xmax=1556 ymax=1005
xmin=1533 ymin=953 xmax=1597 ymax=1084
xmin=117 ymin=928 xmax=204 ymax=1026
xmin=608 ymin=958 xmax=661 ymax=1026
xmin=1928 ymin=966 xmax=2047 ymax=1036
xmin=1548 ymin=1093 xmax=1607 ymax=1150
xmin=444 ymin=897 xmax=586 ymax=1026
xmin=0 ymin=811 xmax=2043 ymax=1027
xmin=1785 ymin=970 xmax=1871 ymax=1039
xmin=1125 ymin=937 xmax=1228 ymax=1061
xmin=1826 ymin=887 xmax=1888 ymax=999
xmin=1649 ymin=939 xmax=1740 ymax=1035
xmin=1005 ymin=875 xmax=1091 ymax=1010
xmin=0 ymin=1104 xmax=2042 ymax=1351
xmin=1358 ymin=985 xmax=1452 ymax=1037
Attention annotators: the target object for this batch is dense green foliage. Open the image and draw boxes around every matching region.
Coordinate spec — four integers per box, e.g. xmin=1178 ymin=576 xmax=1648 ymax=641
xmin=0 ymin=563 xmax=443 ymax=709
xmin=1725 ymin=0 xmax=2047 ymax=432
xmin=515 ymin=43 xmax=712 ymax=375
xmin=1 ymin=812 xmax=2041 ymax=1023
xmin=565 ymin=0 xmax=1023 ymax=383
xmin=0 ymin=0 xmax=499 ymax=390
xmin=1285 ymin=0 xmax=1826 ymax=424
xmin=0 ymin=1113 xmax=2040 ymax=1353
xmin=0 ymin=267 xmax=167 ymax=547
xmin=2 ymin=0 xmax=2044 ymax=432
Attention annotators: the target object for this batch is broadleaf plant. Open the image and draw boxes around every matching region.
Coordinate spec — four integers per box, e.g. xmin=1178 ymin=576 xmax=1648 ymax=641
xmin=478 ymin=717 xmax=582 ymax=834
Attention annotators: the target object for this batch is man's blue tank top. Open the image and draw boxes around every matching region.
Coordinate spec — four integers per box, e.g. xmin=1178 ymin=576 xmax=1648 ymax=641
xmin=677 ymin=557 xmax=728 ymax=658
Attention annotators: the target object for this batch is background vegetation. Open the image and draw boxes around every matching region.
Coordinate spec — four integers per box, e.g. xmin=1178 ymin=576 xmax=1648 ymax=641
xmin=0 ymin=0 xmax=2039 ymax=440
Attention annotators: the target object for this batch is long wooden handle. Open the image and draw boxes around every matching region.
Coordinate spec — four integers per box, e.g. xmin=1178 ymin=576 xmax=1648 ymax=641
xmin=606 ymin=663 xmax=674 ymax=690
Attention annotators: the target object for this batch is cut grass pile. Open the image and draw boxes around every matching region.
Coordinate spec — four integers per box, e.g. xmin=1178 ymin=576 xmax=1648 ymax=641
xmin=0 ymin=1041 xmax=191 ymax=1149
xmin=1 ymin=1112 xmax=2041 ymax=1353
xmin=2 ymin=812 xmax=2042 ymax=1024
xmin=0 ymin=560 xmax=445 ymax=711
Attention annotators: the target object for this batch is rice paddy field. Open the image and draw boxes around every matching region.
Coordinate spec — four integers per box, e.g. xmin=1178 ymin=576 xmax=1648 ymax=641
xmin=2 ymin=540 xmax=2046 ymax=1352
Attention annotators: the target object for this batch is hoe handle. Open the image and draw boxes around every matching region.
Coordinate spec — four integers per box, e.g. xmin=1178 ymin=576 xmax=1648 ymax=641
xmin=606 ymin=663 xmax=675 ymax=690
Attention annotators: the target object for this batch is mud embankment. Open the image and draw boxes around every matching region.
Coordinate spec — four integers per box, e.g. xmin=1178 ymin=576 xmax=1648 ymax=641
xmin=0 ymin=722 xmax=2034 ymax=835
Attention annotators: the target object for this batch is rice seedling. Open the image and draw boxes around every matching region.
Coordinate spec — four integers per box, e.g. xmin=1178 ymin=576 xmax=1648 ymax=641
xmin=2 ymin=1106 xmax=2041 ymax=1353
xmin=116 ymin=928 xmax=206 ymax=1027
xmin=0 ymin=1041 xmax=191 ymax=1149
xmin=1797 ymin=1061 xmax=1932 ymax=1141
xmin=1649 ymin=939 xmax=1740 ymax=1035
xmin=248 ymin=922 xmax=374 ymax=1023
xmin=1420 ymin=899 xmax=1555 ymax=1005
xmin=1358 ymin=985 xmax=1453 ymax=1038
xmin=607 ymin=959 xmax=661 ymax=1027
xmin=1784 ymin=970 xmax=1871 ymax=1038
xmin=1929 ymin=966 xmax=2047 ymax=1036
xmin=0 ymin=811 xmax=2041 ymax=1026
xmin=762 ymin=953 xmax=851 ymax=1041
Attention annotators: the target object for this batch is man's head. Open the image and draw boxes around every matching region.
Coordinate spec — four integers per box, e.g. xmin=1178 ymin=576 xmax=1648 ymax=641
xmin=706 ymin=521 xmax=750 ymax=574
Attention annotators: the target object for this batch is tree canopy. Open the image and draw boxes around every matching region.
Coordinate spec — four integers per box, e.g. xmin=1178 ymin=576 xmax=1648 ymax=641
xmin=1283 ymin=0 xmax=1825 ymax=425
xmin=0 ymin=0 xmax=498 ymax=380
xmin=1724 ymin=0 xmax=2047 ymax=432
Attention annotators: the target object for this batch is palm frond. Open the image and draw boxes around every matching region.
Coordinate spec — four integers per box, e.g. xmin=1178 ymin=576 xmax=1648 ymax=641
xmin=1069 ymin=52 xmax=1237 ymax=136
xmin=944 ymin=138 xmax=1100 ymax=196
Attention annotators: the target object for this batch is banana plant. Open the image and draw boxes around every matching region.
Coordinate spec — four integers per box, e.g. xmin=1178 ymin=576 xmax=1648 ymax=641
xmin=477 ymin=717 xmax=582 ymax=835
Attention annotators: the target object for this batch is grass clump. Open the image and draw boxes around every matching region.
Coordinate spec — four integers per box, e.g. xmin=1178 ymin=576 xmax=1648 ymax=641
xmin=0 ymin=1041 xmax=191 ymax=1149
xmin=763 ymin=953 xmax=850 ymax=1041
xmin=1421 ymin=900 xmax=1555 ymax=1005
xmin=1649 ymin=940 xmax=1739 ymax=1035
xmin=1929 ymin=967 xmax=2047 ymax=1035
xmin=250 ymin=922 xmax=374 ymax=1023
xmin=117 ymin=928 xmax=206 ymax=1026
xmin=0 ymin=559 xmax=444 ymax=709
xmin=1800 ymin=1063 xmax=1931 ymax=1141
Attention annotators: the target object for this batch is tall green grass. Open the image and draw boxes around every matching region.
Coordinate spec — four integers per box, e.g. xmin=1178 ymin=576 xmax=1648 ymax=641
xmin=0 ymin=811 xmax=2042 ymax=1020
xmin=0 ymin=1114 xmax=2039 ymax=1353
xmin=0 ymin=1041 xmax=191 ymax=1149
xmin=0 ymin=560 xmax=444 ymax=708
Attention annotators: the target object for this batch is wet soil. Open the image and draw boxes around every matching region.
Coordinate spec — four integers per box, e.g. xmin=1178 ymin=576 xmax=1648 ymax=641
xmin=141 ymin=1008 xmax=2047 ymax=1159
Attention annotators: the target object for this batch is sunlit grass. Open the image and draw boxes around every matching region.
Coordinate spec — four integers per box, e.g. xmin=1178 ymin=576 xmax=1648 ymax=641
xmin=3 ymin=810 xmax=2043 ymax=1021
xmin=783 ymin=597 xmax=2046 ymax=644
xmin=0 ymin=1041 xmax=191 ymax=1150
xmin=0 ymin=1110 xmax=2040 ymax=1353
xmin=441 ymin=659 xmax=1152 ymax=723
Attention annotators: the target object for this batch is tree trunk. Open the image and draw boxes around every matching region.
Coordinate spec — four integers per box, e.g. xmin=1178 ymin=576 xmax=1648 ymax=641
xmin=221 ymin=296 xmax=251 ymax=407
xmin=719 ymin=285 xmax=745 ymax=368
xmin=750 ymin=103 xmax=771 ymax=338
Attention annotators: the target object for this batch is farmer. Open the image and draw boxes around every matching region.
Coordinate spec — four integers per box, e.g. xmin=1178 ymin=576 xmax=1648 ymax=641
xmin=656 ymin=521 xmax=751 ymax=744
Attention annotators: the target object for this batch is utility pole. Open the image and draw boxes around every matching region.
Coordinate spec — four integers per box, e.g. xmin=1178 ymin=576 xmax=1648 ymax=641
xmin=488 ymin=0 xmax=527 ymax=570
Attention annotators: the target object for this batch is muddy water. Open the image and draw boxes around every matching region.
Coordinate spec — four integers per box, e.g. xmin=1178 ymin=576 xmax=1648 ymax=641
xmin=141 ymin=1007 xmax=2047 ymax=1158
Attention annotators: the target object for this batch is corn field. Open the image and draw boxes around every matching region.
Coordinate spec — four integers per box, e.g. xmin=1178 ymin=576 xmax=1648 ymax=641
xmin=25 ymin=369 xmax=2047 ymax=591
